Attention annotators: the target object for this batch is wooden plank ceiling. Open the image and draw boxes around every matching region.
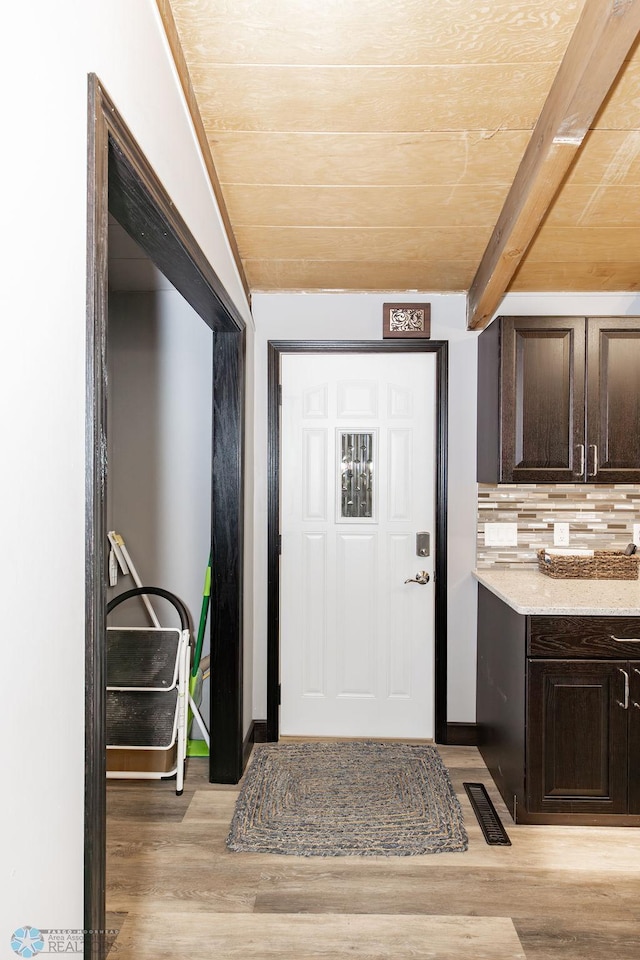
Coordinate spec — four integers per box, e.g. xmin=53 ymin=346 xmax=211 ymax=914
xmin=165 ymin=0 xmax=640 ymax=306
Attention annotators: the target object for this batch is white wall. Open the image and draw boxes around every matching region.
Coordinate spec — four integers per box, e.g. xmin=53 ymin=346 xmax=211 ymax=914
xmin=0 ymin=0 xmax=250 ymax=941
xmin=497 ymin=291 xmax=640 ymax=318
xmin=250 ymin=293 xmax=480 ymax=724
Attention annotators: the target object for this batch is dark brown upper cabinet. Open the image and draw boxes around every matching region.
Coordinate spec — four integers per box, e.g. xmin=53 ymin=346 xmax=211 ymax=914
xmin=477 ymin=316 xmax=640 ymax=483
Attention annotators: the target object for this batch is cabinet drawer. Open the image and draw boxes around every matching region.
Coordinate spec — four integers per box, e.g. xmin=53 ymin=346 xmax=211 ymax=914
xmin=529 ymin=616 xmax=640 ymax=658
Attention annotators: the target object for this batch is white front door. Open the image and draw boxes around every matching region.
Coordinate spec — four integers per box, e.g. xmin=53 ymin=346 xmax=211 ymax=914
xmin=280 ymin=352 xmax=437 ymax=738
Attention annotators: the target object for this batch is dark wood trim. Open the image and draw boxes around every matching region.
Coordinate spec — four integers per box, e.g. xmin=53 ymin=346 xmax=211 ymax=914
xmin=253 ymin=720 xmax=268 ymax=743
xmin=242 ymin=720 xmax=269 ymax=768
xmin=242 ymin=721 xmax=256 ymax=769
xmin=108 ymin=141 xmax=244 ymax=335
xmin=85 ymin=74 xmax=108 ymax=960
xmin=446 ymin=723 xmax=479 ymax=747
xmin=266 ymin=342 xmax=281 ymax=742
xmin=266 ymin=340 xmax=449 ymax=744
xmin=434 ymin=341 xmax=448 ymax=745
xmin=210 ymin=331 xmax=246 ymax=783
xmin=86 ymin=75 xmax=247 ymax=955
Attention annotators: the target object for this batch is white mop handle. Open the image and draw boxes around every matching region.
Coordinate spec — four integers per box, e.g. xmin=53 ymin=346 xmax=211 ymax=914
xmin=109 ymin=531 xmax=161 ymax=629
xmin=107 ymin=530 xmax=129 ymax=574
xmin=120 ymin=543 xmax=161 ymax=628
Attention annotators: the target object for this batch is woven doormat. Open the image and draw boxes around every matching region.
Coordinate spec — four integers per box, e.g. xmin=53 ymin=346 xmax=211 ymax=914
xmin=227 ymin=741 xmax=468 ymax=856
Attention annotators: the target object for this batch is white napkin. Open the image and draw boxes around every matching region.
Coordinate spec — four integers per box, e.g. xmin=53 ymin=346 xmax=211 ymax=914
xmin=545 ymin=548 xmax=594 ymax=557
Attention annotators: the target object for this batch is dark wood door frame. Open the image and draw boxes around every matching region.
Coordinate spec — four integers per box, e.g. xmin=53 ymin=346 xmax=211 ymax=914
xmin=267 ymin=340 xmax=449 ymax=745
xmin=86 ymin=75 xmax=246 ymax=958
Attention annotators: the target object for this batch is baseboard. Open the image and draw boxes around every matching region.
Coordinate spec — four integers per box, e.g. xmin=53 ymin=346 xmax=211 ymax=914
xmin=253 ymin=719 xmax=268 ymax=743
xmin=242 ymin=719 xmax=268 ymax=769
xmin=446 ymin=722 xmax=479 ymax=746
xmin=245 ymin=722 xmax=473 ymax=752
xmin=242 ymin=722 xmax=255 ymax=769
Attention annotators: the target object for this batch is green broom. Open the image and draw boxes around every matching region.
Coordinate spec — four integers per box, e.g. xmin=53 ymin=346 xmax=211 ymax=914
xmin=187 ymin=553 xmax=211 ymax=757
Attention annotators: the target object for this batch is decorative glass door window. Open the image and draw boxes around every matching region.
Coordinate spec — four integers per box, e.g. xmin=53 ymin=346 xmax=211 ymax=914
xmin=338 ymin=431 xmax=375 ymax=520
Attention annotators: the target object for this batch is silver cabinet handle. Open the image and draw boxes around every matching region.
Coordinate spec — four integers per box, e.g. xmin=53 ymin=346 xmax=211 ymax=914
xmin=588 ymin=444 xmax=598 ymax=477
xmin=575 ymin=444 xmax=585 ymax=477
xmin=404 ymin=571 xmax=430 ymax=585
xmin=617 ymin=668 xmax=629 ymax=709
xmin=610 ymin=635 xmax=640 ymax=642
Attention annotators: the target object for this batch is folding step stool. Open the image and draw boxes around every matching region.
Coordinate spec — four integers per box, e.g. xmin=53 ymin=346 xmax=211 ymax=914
xmin=106 ymin=587 xmax=190 ymax=795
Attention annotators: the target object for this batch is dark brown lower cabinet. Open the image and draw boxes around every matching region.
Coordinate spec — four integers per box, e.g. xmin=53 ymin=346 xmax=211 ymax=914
xmin=477 ymin=583 xmax=640 ymax=825
xmin=527 ymin=660 xmax=629 ymax=815
xmin=628 ymin=661 xmax=640 ymax=814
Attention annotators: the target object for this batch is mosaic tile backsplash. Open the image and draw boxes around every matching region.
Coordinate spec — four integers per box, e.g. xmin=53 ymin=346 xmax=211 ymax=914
xmin=477 ymin=484 xmax=640 ymax=569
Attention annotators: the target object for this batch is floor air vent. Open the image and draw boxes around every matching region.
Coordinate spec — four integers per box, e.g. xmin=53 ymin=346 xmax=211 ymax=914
xmin=463 ymin=782 xmax=512 ymax=846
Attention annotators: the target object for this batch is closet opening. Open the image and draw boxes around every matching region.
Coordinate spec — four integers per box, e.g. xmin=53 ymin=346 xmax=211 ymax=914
xmin=86 ymin=74 xmax=246 ymax=954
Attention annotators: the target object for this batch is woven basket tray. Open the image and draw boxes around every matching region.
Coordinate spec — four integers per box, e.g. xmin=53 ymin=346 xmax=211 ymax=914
xmin=537 ymin=549 xmax=640 ymax=580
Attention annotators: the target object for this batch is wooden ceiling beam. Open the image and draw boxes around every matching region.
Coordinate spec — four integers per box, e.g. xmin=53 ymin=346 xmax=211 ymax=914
xmin=467 ymin=0 xmax=640 ymax=331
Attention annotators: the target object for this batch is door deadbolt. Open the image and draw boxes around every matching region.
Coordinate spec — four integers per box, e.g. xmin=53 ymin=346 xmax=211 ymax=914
xmin=416 ymin=532 xmax=430 ymax=557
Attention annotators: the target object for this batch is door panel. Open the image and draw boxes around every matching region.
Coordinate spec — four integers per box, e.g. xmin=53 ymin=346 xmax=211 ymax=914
xmin=280 ymin=353 xmax=436 ymax=738
xmin=587 ymin=318 xmax=640 ymax=482
xmin=300 ymin=532 xmax=326 ymax=697
xmin=501 ymin=317 xmax=585 ymax=482
xmin=336 ymin=532 xmax=377 ymax=696
xmin=527 ymin=659 xmax=628 ymax=814
xmin=387 ymin=429 xmax=412 ymax=520
xmin=302 ymin=429 xmax=328 ymax=520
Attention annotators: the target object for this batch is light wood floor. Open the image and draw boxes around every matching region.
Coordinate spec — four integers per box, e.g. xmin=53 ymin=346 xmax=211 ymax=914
xmin=106 ymin=746 xmax=640 ymax=959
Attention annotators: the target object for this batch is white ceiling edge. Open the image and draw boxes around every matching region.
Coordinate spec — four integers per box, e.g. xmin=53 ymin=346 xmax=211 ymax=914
xmin=499 ymin=291 xmax=640 ymax=317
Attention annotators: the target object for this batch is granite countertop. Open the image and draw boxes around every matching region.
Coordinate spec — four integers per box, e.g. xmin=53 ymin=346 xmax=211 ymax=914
xmin=473 ymin=568 xmax=640 ymax=616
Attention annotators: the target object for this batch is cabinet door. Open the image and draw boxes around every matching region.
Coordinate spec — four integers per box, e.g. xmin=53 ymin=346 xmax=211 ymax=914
xmin=527 ymin=660 xmax=628 ymax=814
xmin=501 ymin=317 xmax=586 ymax=482
xmin=629 ymin=661 xmax=640 ymax=814
xmin=587 ymin=318 xmax=640 ymax=482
